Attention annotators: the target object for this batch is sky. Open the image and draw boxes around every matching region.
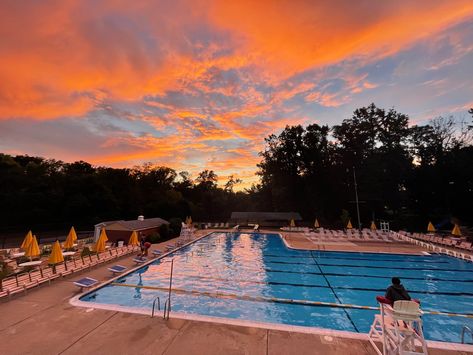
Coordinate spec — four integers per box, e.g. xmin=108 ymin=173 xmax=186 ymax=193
xmin=1 ymin=1 xmax=473 ymax=190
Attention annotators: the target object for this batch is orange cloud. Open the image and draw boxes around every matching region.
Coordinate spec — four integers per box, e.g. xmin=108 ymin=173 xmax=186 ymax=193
xmin=207 ymin=1 xmax=473 ymax=76
xmin=1 ymin=1 xmax=472 ymax=120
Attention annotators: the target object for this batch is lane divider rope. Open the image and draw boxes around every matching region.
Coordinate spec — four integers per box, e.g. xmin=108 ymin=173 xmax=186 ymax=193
xmin=109 ymin=282 xmax=473 ymax=318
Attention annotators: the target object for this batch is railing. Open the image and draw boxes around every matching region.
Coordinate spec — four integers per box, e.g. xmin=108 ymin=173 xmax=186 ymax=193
xmin=166 ymin=259 xmax=174 ymax=319
xmin=150 ymin=258 xmax=173 ymax=320
xmin=151 ymin=296 xmax=160 ymax=318
xmin=163 ymin=297 xmax=171 ymax=320
xmin=461 ymin=325 xmax=473 ymax=344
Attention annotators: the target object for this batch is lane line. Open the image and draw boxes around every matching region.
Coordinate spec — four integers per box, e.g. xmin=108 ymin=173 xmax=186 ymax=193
xmin=309 ymin=251 xmax=359 ymax=332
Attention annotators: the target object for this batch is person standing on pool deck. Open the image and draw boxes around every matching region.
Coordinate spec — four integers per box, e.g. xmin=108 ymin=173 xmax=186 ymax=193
xmin=385 ymin=277 xmax=411 ymax=303
xmin=139 ymin=234 xmax=146 ymax=256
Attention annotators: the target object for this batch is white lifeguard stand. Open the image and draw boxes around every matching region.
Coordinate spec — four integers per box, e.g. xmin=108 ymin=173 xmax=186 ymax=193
xmin=380 ymin=221 xmax=390 ymax=233
xmin=369 ymin=298 xmax=428 ymax=355
xmin=180 ymin=222 xmax=194 ymax=242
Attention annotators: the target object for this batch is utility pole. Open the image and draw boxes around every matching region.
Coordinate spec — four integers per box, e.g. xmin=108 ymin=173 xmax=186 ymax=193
xmin=353 ymin=166 xmax=361 ymax=230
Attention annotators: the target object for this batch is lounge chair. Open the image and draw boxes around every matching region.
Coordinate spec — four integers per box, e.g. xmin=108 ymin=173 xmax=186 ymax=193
xmin=74 ymin=277 xmax=99 ymax=292
xmin=233 ymin=225 xmax=240 ymax=231
xmin=253 ymin=224 xmax=260 ymax=232
xmin=107 ymin=265 xmax=127 ymax=275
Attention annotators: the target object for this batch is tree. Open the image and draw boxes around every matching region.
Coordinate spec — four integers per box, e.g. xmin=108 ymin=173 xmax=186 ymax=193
xmin=224 ymin=175 xmax=242 ymax=192
xmin=196 ymin=170 xmax=218 ymax=189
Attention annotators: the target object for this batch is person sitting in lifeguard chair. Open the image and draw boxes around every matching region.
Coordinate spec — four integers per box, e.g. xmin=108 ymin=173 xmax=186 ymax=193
xmin=385 ymin=277 xmax=411 ymax=304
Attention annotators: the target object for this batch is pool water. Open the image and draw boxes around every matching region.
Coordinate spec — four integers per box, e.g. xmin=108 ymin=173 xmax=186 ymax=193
xmin=80 ymin=232 xmax=473 ymax=343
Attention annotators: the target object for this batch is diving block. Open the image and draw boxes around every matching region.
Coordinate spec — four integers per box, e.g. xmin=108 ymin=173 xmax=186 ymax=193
xmin=133 ymin=257 xmax=148 ymax=265
xmin=73 ymin=277 xmax=99 ymax=292
xmin=107 ymin=265 xmax=127 ymax=275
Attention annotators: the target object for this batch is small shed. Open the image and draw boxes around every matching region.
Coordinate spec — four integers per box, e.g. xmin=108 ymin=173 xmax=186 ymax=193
xmin=94 ymin=216 xmax=169 ymax=243
xmin=230 ymin=212 xmax=302 ymax=227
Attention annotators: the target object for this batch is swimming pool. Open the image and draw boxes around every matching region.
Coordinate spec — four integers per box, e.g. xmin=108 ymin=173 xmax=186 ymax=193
xmin=78 ymin=232 xmax=473 ymax=343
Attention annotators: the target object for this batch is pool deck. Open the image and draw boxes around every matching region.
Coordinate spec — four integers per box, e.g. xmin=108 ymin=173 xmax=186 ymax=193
xmin=1 ymin=230 xmax=472 ymax=354
xmin=280 ymin=232 xmax=428 ymax=255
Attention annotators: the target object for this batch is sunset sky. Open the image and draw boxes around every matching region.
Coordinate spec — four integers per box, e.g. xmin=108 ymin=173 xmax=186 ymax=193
xmin=1 ymin=1 xmax=473 ymax=189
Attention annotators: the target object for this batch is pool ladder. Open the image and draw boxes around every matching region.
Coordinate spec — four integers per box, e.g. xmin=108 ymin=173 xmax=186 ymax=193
xmin=461 ymin=325 xmax=473 ymax=344
xmin=151 ymin=295 xmax=171 ymax=320
xmin=151 ymin=258 xmax=174 ymax=321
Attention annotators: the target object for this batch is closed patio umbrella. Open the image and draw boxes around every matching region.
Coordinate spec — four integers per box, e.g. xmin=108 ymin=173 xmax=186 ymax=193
xmin=187 ymin=216 xmax=192 ymax=226
xmin=346 ymin=220 xmax=353 ymax=229
xmin=21 ymin=230 xmax=33 ymax=250
xmin=95 ymin=229 xmax=108 ymax=253
xmin=48 ymin=240 xmax=64 ymax=265
xmin=314 ymin=219 xmax=320 ymax=228
xmin=370 ymin=221 xmax=377 ymax=231
xmin=128 ymin=230 xmax=139 ymax=246
xmin=427 ymin=222 xmax=436 ymax=233
xmin=25 ymin=235 xmax=40 ymax=260
xmin=290 ymin=219 xmax=295 ymax=227
xmin=452 ymin=224 xmax=461 ymax=237
xmin=63 ymin=226 xmax=78 ymax=249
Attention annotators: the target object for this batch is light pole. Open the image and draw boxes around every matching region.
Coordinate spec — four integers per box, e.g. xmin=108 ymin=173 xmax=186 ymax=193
xmin=353 ymin=166 xmax=361 ymax=230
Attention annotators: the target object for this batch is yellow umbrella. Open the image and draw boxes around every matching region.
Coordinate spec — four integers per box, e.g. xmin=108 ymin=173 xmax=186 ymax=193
xmin=95 ymin=229 xmax=108 ymax=253
xmin=370 ymin=221 xmax=377 ymax=231
xmin=187 ymin=216 xmax=193 ymax=226
xmin=314 ymin=219 xmax=320 ymax=228
xmin=290 ymin=219 xmax=295 ymax=227
xmin=63 ymin=226 xmax=78 ymax=249
xmin=20 ymin=230 xmax=33 ymax=250
xmin=128 ymin=230 xmax=139 ymax=246
xmin=427 ymin=221 xmax=436 ymax=233
xmin=48 ymin=240 xmax=64 ymax=264
xmin=452 ymin=224 xmax=462 ymax=236
xmin=25 ymin=235 xmax=40 ymax=260
xmin=346 ymin=220 xmax=353 ymax=229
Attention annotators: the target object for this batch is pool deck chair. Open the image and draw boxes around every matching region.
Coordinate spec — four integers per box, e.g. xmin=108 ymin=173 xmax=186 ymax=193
xmin=107 ymin=265 xmax=127 ymax=275
xmin=73 ymin=277 xmax=99 ymax=292
xmin=133 ymin=257 xmax=148 ymax=265
xmin=233 ymin=225 xmax=240 ymax=231
xmin=151 ymin=250 xmax=163 ymax=257
xmin=253 ymin=224 xmax=260 ymax=232
xmin=369 ymin=296 xmax=428 ymax=355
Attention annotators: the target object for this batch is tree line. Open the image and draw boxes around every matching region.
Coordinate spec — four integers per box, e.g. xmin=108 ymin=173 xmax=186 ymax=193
xmin=256 ymin=104 xmax=473 ymax=231
xmin=0 ymin=104 xmax=472 ymax=234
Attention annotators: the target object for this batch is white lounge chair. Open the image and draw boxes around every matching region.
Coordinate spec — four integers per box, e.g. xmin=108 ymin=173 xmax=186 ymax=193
xmin=253 ymin=224 xmax=259 ymax=231
xmin=73 ymin=277 xmax=98 ymax=292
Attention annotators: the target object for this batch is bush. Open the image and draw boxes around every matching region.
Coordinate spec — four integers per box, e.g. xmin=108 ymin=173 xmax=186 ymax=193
xmin=81 ymin=246 xmax=93 ymax=257
xmin=168 ymin=218 xmax=182 ymax=237
xmin=160 ymin=224 xmax=170 ymax=240
xmin=146 ymin=233 xmax=160 ymax=244
xmin=0 ymin=262 xmax=13 ymax=280
xmin=41 ymin=245 xmax=52 ymax=256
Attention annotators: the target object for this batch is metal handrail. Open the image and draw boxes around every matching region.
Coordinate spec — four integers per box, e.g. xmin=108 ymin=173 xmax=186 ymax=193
xmin=165 ymin=259 xmax=174 ymax=320
xmin=151 ymin=296 xmax=160 ymax=318
xmin=462 ymin=325 xmax=473 ymax=344
xmin=163 ymin=298 xmax=171 ymax=320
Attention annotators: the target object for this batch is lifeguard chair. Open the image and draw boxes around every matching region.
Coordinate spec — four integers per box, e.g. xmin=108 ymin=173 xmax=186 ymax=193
xmin=369 ymin=296 xmax=428 ymax=355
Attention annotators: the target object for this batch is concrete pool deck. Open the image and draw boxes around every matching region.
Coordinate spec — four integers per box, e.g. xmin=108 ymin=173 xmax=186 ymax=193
xmin=1 ymin=231 xmax=472 ymax=354
xmin=280 ymin=232 xmax=429 ymax=254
